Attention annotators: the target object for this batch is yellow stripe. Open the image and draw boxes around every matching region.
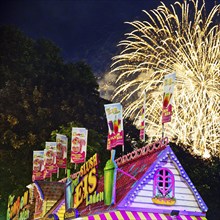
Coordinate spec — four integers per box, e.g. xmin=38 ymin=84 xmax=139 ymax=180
xmin=93 ymin=214 xmax=101 ymax=220
xmin=158 ymin=213 xmax=168 ymax=220
xmin=190 ymin=216 xmax=198 ymax=220
xmin=201 ymin=217 xmax=207 ymax=220
xmin=148 ymin=213 xmax=157 ymax=220
xmin=126 ymin=211 xmax=136 ymax=219
xmin=114 ymin=211 xmax=124 ymax=219
xmin=179 ymin=215 xmax=188 ymax=220
xmin=137 ymin=212 xmax=147 ymax=220
xmin=104 ymin=212 xmax=113 ymax=220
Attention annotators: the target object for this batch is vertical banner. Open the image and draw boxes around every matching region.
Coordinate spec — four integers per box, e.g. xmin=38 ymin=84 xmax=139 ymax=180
xmin=71 ymin=128 xmax=88 ymax=164
xmin=32 ymin=151 xmax=45 ymax=182
xmin=44 ymin=142 xmax=57 ymax=174
xmin=56 ymin=134 xmax=68 ymax=168
xmin=104 ymin=103 xmax=124 ymax=150
xmin=162 ymin=73 xmax=176 ymax=123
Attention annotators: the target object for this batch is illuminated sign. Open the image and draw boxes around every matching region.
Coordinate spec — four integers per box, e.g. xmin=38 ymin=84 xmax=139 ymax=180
xmin=73 ymin=154 xmax=104 ymax=208
xmin=86 ymin=191 xmax=104 ymax=206
xmin=64 ymin=208 xmax=79 ymax=219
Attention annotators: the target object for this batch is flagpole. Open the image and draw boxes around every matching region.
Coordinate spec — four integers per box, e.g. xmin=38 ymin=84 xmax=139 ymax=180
xmin=143 ymin=90 xmax=146 ymax=142
xmin=162 ymin=123 xmax=165 ymax=140
xmin=57 ymin=167 xmax=59 ymax=179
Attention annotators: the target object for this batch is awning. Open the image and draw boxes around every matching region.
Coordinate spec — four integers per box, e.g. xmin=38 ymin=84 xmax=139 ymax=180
xmin=79 ymin=211 xmax=207 ymax=220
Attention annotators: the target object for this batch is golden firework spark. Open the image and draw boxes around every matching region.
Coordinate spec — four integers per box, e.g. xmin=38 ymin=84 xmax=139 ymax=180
xmin=109 ymin=0 xmax=220 ymax=158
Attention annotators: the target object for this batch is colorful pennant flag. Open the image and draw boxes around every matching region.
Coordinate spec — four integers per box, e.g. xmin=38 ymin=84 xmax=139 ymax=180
xmin=104 ymin=103 xmax=124 ymax=150
xmin=71 ymin=128 xmax=88 ymax=164
xmin=56 ymin=134 xmax=68 ymax=169
xmin=32 ymin=151 xmax=45 ymax=181
xmin=162 ymin=73 xmax=176 ymax=123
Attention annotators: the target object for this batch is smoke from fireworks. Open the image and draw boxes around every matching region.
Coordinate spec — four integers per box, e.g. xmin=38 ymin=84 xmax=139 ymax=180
xmin=103 ymin=0 xmax=220 ymax=158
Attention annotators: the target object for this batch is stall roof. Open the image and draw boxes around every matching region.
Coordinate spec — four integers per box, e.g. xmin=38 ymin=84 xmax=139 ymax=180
xmin=76 ymin=138 xmax=207 ymax=219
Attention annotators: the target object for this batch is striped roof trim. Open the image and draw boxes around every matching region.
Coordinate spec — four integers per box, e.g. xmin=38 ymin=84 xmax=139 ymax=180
xmin=79 ymin=211 xmax=207 ymax=220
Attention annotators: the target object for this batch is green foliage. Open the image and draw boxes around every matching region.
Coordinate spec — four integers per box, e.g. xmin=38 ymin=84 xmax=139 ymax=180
xmin=0 ymin=25 xmax=139 ymax=216
xmin=0 ymin=25 xmax=108 ymax=216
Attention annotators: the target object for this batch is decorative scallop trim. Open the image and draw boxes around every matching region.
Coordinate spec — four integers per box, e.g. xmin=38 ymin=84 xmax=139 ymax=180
xmin=115 ymin=137 xmax=169 ymax=166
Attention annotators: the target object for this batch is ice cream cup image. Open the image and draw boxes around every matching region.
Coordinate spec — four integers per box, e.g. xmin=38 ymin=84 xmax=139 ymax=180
xmin=108 ymin=120 xmax=114 ymax=134
xmin=163 ymin=93 xmax=172 ymax=108
xmin=113 ymin=119 xmax=118 ymax=134
xmin=104 ymin=152 xmax=117 ymax=206
xmin=118 ymin=119 xmax=121 ymax=131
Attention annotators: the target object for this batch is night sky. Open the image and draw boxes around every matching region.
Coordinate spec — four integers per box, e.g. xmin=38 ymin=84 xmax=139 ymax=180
xmin=0 ymin=0 xmax=218 ymax=75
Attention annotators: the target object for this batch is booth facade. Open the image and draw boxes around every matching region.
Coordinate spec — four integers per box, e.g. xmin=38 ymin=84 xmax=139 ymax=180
xmin=37 ymin=138 xmax=208 ymax=220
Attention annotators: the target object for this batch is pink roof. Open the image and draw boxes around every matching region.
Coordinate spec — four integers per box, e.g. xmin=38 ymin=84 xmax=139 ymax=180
xmin=78 ymin=140 xmax=167 ymax=216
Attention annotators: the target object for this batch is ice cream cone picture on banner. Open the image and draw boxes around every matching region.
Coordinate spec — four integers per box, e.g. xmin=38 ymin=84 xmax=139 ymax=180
xmin=162 ymin=73 xmax=176 ymax=124
xmin=104 ymin=103 xmax=124 ymax=150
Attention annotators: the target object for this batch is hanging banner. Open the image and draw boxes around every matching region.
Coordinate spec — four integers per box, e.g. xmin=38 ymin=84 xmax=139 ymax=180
xmin=32 ymin=151 xmax=45 ymax=181
xmin=56 ymin=134 xmax=68 ymax=168
xmin=44 ymin=142 xmax=57 ymax=174
xmin=162 ymin=73 xmax=176 ymax=123
xmin=139 ymin=107 xmax=145 ymax=141
xmin=104 ymin=103 xmax=124 ymax=150
xmin=71 ymin=128 xmax=88 ymax=164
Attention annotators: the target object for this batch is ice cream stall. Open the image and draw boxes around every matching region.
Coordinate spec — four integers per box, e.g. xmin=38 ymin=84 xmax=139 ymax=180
xmin=40 ymin=138 xmax=207 ymax=220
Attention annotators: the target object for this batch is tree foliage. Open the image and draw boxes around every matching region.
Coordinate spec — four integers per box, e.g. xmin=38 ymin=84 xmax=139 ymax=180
xmin=0 ymin=25 xmax=140 ymax=215
xmin=0 ymin=25 xmax=108 ymax=214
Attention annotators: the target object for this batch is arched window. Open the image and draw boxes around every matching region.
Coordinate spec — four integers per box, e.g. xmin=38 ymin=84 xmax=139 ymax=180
xmin=153 ymin=168 xmax=175 ymax=198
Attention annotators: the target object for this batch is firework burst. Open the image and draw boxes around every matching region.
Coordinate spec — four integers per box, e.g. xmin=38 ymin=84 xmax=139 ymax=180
xmin=108 ymin=0 xmax=220 ymax=158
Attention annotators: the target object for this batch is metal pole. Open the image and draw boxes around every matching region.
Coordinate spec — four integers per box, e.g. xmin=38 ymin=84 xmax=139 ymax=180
xmin=143 ymin=90 xmax=146 ymax=142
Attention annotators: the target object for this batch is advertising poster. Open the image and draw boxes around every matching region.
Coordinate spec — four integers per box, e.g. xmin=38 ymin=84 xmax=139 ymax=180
xmin=44 ymin=142 xmax=57 ymax=174
xmin=162 ymin=73 xmax=176 ymax=123
xmin=32 ymin=151 xmax=45 ymax=181
xmin=71 ymin=128 xmax=88 ymax=164
xmin=56 ymin=134 xmax=68 ymax=168
xmin=104 ymin=103 xmax=124 ymax=150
